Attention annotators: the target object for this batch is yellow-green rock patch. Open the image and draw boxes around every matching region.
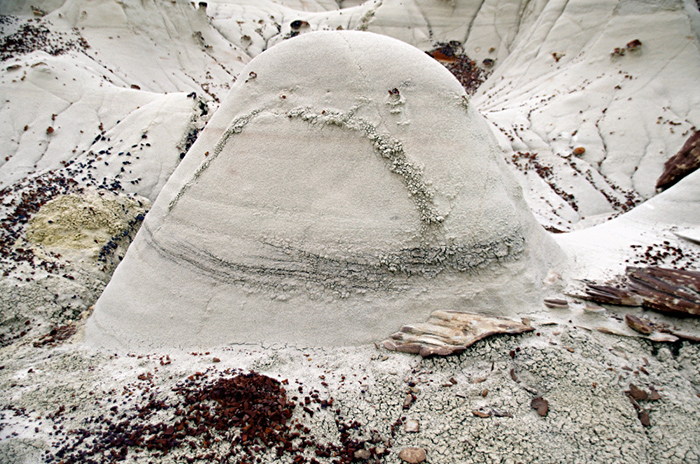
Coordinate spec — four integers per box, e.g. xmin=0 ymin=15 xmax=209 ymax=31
xmin=25 ymin=190 xmax=150 ymax=260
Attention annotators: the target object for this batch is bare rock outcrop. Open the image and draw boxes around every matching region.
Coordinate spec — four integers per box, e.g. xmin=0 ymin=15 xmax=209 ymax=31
xmin=657 ymin=131 xmax=700 ymax=191
xmin=86 ymin=31 xmax=562 ymax=350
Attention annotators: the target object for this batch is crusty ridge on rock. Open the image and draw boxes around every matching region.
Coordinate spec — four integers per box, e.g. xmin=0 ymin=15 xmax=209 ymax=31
xmin=86 ymin=31 xmax=563 ymax=351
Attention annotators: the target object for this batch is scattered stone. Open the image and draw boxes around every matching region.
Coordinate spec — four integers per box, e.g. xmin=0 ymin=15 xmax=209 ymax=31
xmin=0 ymin=20 xmax=88 ymax=61
xmin=531 ymin=397 xmax=549 ymax=416
xmin=580 ymin=267 xmax=700 ymax=317
xmin=290 ymin=20 xmax=310 ymax=30
xmin=403 ymin=393 xmax=415 ymax=410
xmin=399 ymin=447 xmax=427 ymax=463
xmin=638 ymin=410 xmax=650 ymax=427
xmin=627 ymin=384 xmax=648 ymax=401
xmin=596 ymin=326 xmax=627 ymax=336
xmin=625 ymin=314 xmax=654 ymax=335
xmin=573 ymin=146 xmax=586 ymax=155
xmin=582 ymin=284 xmax=643 ymax=306
xmin=32 ymin=324 xmax=76 ymax=347
xmin=385 ymin=311 xmax=534 ymax=358
xmin=626 ymin=39 xmax=642 ymax=51
xmin=426 ymin=42 xmax=489 ymax=94
xmin=472 ymin=410 xmax=491 ymax=418
xmin=404 ymin=419 xmax=420 ymax=433
xmin=663 ymin=329 xmax=700 ymax=342
xmin=627 ymin=267 xmax=700 ymax=316
xmin=656 ymin=131 xmax=699 ymax=191
xmin=49 ymin=370 xmax=385 ymax=462
xmin=611 ymin=47 xmax=626 ymax=58
xmin=648 ymin=332 xmax=679 ymax=342
xmin=544 ymin=297 xmax=569 ymax=309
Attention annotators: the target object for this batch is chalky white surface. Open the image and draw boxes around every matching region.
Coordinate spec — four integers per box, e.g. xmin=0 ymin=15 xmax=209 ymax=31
xmin=1 ymin=1 xmax=700 ymax=462
xmin=87 ymin=31 xmax=562 ymax=350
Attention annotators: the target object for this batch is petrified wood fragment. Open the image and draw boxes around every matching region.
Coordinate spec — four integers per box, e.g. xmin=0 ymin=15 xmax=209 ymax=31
xmin=656 ymin=130 xmax=700 ymax=191
xmin=583 ymin=284 xmax=643 ymax=306
xmin=627 ymin=267 xmax=700 ymax=316
xmin=383 ymin=310 xmax=534 ymax=357
xmin=580 ymin=267 xmax=700 ymax=317
xmin=624 ymin=314 xmax=654 ymax=335
xmin=543 ymin=297 xmax=569 ymax=309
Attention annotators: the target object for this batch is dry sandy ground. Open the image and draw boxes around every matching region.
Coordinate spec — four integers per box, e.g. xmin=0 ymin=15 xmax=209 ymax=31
xmin=2 ymin=302 xmax=700 ymax=463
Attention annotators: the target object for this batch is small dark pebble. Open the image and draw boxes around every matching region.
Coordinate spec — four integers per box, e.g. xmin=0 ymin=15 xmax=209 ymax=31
xmin=638 ymin=410 xmax=650 ymax=426
xmin=531 ymin=397 xmax=549 ymax=416
xmin=628 ymin=384 xmax=648 ymax=401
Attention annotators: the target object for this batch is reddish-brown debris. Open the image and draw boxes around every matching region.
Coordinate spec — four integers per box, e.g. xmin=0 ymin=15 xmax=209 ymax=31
xmin=625 ymin=314 xmax=654 ymax=335
xmin=627 ymin=384 xmax=649 ymax=401
xmin=426 ymin=42 xmax=489 ymax=94
xmin=531 ymin=397 xmax=549 ymax=417
xmin=32 ymin=324 xmax=77 ymax=347
xmin=627 ymin=267 xmax=700 ymax=316
xmin=48 ymin=371 xmax=388 ymax=463
xmin=656 ymin=130 xmax=700 ymax=191
xmin=583 ymin=284 xmax=643 ymax=306
xmin=579 ymin=267 xmax=700 ymax=317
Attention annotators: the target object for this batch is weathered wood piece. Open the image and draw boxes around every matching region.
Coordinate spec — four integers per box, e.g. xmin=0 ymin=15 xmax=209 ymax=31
xmin=583 ymin=284 xmax=643 ymax=306
xmin=543 ymin=298 xmax=569 ymax=309
xmin=625 ymin=314 xmax=654 ymax=335
xmin=656 ymin=131 xmax=700 ymax=191
xmin=579 ymin=267 xmax=700 ymax=317
xmin=627 ymin=267 xmax=700 ymax=316
xmin=383 ymin=310 xmax=534 ymax=357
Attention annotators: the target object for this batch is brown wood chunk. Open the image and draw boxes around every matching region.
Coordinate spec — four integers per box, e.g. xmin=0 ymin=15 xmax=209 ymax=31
xmin=584 ymin=284 xmax=643 ymax=306
xmin=625 ymin=314 xmax=654 ymax=335
xmin=656 ymin=131 xmax=700 ymax=191
xmin=627 ymin=384 xmax=648 ymax=401
xmin=383 ymin=311 xmax=534 ymax=358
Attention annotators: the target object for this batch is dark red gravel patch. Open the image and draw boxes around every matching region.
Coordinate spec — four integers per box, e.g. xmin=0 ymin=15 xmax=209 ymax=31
xmin=0 ymin=17 xmax=89 ymax=62
xmin=426 ymin=42 xmax=489 ymax=94
xmin=32 ymin=324 xmax=77 ymax=347
xmin=47 ymin=370 xmax=388 ymax=463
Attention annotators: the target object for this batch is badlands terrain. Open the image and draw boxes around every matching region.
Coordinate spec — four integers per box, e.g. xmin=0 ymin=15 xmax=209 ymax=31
xmin=1 ymin=0 xmax=700 ymax=462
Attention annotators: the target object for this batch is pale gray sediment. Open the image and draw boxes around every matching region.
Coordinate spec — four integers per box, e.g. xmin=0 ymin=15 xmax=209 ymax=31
xmin=1 ymin=323 xmax=699 ymax=463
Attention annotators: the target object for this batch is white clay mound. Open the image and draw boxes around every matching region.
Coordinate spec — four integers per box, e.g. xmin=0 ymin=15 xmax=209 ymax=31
xmin=85 ymin=31 xmax=563 ymax=350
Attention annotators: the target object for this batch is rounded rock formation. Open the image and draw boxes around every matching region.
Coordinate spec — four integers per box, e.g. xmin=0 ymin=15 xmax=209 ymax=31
xmin=86 ymin=31 xmax=563 ymax=350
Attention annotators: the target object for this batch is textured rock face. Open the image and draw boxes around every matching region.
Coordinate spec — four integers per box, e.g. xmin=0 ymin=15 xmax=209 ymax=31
xmin=86 ymin=31 xmax=562 ymax=350
xmin=25 ymin=190 xmax=149 ymax=266
xmin=656 ymin=131 xmax=700 ymax=191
